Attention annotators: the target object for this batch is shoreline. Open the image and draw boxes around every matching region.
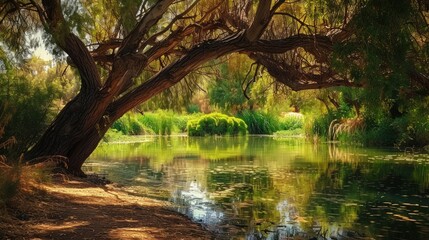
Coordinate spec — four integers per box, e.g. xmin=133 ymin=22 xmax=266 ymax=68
xmin=0 ymin=174 xmax=212 ymax=240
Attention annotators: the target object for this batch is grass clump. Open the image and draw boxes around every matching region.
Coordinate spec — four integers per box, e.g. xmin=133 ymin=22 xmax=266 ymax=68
xmin=279 ymin=113 xmax=304 ymax=131
xmin=187 ymin=113 xmax=247 ymax=136
xmin=274 ymin=128 xmax=304 ymax=137
xmin=236 ymin=110 xmax=278 ymax=134
xmin=138 ymin=110 xmax=175 ymax=135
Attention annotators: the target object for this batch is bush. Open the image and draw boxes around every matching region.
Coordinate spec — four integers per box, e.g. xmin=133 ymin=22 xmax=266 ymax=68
xmin=279 ymin=113 xmax=304 ymax=130
xmin=1 ymin=79 xmax=57 ymax=157
xmin=186 ymin=104 xmax=201 ymax=114
xmin=359 ymin=114 xmax=429 ymax=147
xmin=236 ymin=110 xmax=279 ymax=134
xmin=112 ymin=113 xmax=147 ymax=135
xmin=174 ymin=113 xmax=202 ymax=133
xmin=113 ymin=110 xmax=177 ymax=136
xmin=187 ymin=113 xmax=247 ymax=136
xmin=313 ymin=113 xmax=334 ymax=139
xmin=138 ymin=110 xmax=175 ymax=135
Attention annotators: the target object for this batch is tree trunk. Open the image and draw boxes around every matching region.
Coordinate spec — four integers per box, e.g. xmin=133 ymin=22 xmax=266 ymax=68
xmin=25 ymin=92 xmax=110 ymax=176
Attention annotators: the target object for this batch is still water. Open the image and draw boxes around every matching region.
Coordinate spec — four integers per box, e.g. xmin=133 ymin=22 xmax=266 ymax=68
xmin=85 ymin=136 xmax=429 ymax=239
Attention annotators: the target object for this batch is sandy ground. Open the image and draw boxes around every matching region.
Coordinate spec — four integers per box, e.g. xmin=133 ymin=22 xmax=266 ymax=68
xmin=0 ymin=175 xmax=212 ymax=240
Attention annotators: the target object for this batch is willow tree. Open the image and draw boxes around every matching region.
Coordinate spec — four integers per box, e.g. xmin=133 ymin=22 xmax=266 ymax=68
xmin=1 ymin=0 xmax=427 ymax=175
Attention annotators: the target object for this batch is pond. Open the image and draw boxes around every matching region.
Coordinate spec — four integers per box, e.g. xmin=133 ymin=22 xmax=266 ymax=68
xmin=85 ymin=136 xmax=429 ymax=240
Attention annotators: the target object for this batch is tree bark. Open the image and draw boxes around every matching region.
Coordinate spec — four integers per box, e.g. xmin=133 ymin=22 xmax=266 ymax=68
xmin=25 ymin=92 xmax=108 ymax=175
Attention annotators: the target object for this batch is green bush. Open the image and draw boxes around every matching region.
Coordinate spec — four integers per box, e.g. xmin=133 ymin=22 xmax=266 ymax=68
xmin=138 ymin=110 xmax=175 ymax=135
xmin=173 ymin=115 xmax=189 ymax=133
xmin=236 ymin=110 xmax=279 ymax=134
xmin=186 ymin=104 xmax=201 ymax=114
xmin=323 ymin=113 xmax=429 ymax=147
xmin=112 ymin=113 xmax=145 ymax=135
xmin=279 ymin=113 xmax=304 ymax=130
xmin=137 ymin=112 xmax=158 ymax=133
xmin=360 ymin=114 xmax=429 ymax=147
xmin=311 ymin=112 xmax=337 ymax=139
xmin=173 ymin=113 xmax=203 ymax=133
xmin=187 ymin=113 xmax=247 ymax=136
xmin=1 ymin=83 xmax=57 ymax=158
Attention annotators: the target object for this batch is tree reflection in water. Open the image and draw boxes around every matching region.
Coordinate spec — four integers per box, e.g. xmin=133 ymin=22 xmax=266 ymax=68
xmin=86 ymin=136 xmax=429 ymax=239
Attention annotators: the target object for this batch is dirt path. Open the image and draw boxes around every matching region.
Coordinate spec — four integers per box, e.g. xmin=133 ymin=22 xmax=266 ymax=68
xmin=1 ymin=176 xmax=212 ymax=240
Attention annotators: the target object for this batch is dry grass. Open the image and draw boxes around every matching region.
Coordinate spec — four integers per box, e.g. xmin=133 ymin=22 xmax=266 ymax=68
xmin=0 ymin=166 xmax=212 ymax=240
xmin=328 ymin=118 xmax=364 ymax=141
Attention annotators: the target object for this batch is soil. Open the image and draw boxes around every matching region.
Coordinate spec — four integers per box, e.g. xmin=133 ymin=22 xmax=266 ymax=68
xmin=0 ymin=174 xmax=212 ymax=240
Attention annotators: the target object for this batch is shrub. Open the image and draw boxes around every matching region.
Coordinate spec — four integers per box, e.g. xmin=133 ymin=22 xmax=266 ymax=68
xmin=187 ymin=113 xmax=247 ymax=136
xmin=186 ymin=104 xmax=201 ymax=114
xmin=112 ymin=113 xmax=145 ymax=135
xmin=279 ymin=113 xmax=304 ymax=130
xmin=138 ymin=112 xmax=159 ymax=133
xmin=236 ymin=110 xmax=279 ymax=134
xmin=138 ymin=110 xmax=175 ymax=135
xmin=311 ymin=112 xmax=337 ymax=139
xmin=174 ymin=113 xmax=203 ymax=133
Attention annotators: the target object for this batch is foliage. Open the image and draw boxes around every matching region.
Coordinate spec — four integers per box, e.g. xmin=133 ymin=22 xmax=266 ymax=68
xmin=0 ymin=101 xmax=50 ymax=207
xmin=307 ymin=91 xmax=429 ymax=147
xmin=138 ymin=110 xmax=175 ymax=135
xmin=187 ymin=113 xmax=247 ymax=136
xmin=0 ymin=54 xmax=60 ymax=157
xmin=111 ymin=110 xmax=204 ymax=136
xmin=331 ymin=0 xmax=427 ymax=107
xmin=349 ymin=113 xmax=429 ymax=148
xmin=186 ymin=104 xmax=201 ymax=114
xmin=273 ymin=129 xmax=304 ymax=137
xmin=174 ymin=113 xmax=203 ymax=133
xmin=0 ymin=101 xmax=18 ymax=205
xmin=309 ymin=112 xmax=336 ymax=140
xmin=208 ymin=63 xmax=248 ymax=113
xmin=237 ymin=110 xmax=279 ymax=135
xmin=111 ymin=113 xmax=147 ymax=135
xmin=279 ymin=113 xmax=304 ymax=131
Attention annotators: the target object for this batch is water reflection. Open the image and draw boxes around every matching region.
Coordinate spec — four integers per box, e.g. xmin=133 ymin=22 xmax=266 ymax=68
xmin=85 ymin=136 xmax=429 ymax=239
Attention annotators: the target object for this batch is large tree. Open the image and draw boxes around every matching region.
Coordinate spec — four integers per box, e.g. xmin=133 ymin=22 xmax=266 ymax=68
xmin=0 ymin=0 xmax=427 ymax=175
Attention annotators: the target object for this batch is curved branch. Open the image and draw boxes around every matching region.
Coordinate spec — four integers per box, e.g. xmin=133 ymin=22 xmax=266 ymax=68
xmin=117 ymin=0 xmax=174 ymax=56
xmin=108 ymin=33 xmax=353 ymax=119
xmin=247 ymin=34 xmax=333 ymax=62
xmin=40 ymin=0 xmax=101 ymax=93
xmin=249 ymin=53 xmax=358 ymax=91
xmin=109 ymin=31 xmax=247 ymax=119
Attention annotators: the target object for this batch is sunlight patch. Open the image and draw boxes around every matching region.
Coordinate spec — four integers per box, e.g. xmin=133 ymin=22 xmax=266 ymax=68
xmin=31 ymin=221 xmax=88 ymax=231
xmin=109 ymin=227 xmax=159 ymax=239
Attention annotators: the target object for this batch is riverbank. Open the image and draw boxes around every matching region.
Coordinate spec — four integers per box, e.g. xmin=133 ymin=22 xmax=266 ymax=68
xmin=0 ymin=173 xmax=212 ymax=239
